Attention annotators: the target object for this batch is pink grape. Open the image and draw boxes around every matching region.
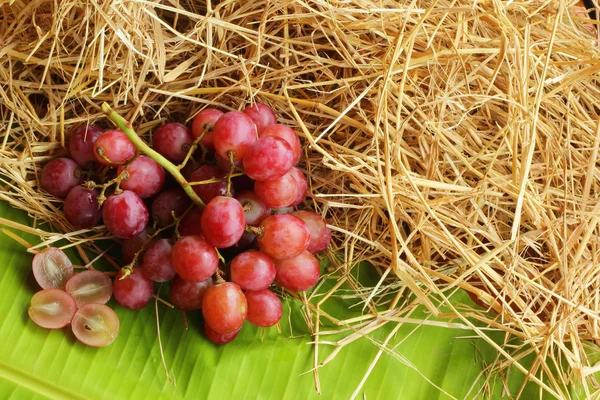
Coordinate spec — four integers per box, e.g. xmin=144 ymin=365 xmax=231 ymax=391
xmin=242 ymin=136 xmax=294 ymax=181
xmin=122 ymin=228 xmax=150 ymax=264
xmin=212 ymin=111 xmax=257 ymax=161
xmin=289 ymin=167 xmax=308 ymax=206
xmin=151 ymin=188 xmax=191 ymax=227
xmin=178 ymin=207 xmax=204 ymax=237
xmin=235 ymin=191 xmax=270 ymax=226
xmin=32 ymin=247 xmax=74 ymax=290
xmin=65 ymin=270 xmax=112 ymax=307
xmin=63 ymin=186 xmax=102 ymax=229
xmin=28 ymin=289 xmax=77 ymax=329
xmin=257 ymin=214 xmax=310 ymax=260
xmin=71 ymin=303 xmax=120 ymax=347
xmin=243 ymin=103 xmax=276 ymax=133
xmin=204 ymin=323 xmax=240 ymax=345
xmin=202 ymin=282 xmax=247 ymax=334
xmin=192 ymin=108 xmax=224 ymax=148
xmin=200 ymin=196 xmax=245 ymax=248
xmin=292 ymin=211 xmax=332 ymax=253
xmin=153 ymin=122 xmax=193 ymax=163
xmin=259 ymin=124 xmax=302 ymax=165
xmin=274 ymin=250 xmax=320 ymax=291
xmin=142 ymin=239 xmax=176 ymax=282
xmin=190 ymin=165 xmax=229 ymax=204
xmin=103 ymin=190 xmax=149 ymax=239
xmin=169 ymin=275 xmax=213 ymax=311
xmin=245 ymin=289 xmax=282 ymax=327
xmin=117 ymin=155 xmax=165 ymax=198
xmin=254 ymin=171 xmax=298 ymax=208
xmin=113 ymin=268 xmax=154 ymax=310
xmin=230 ymin=250 xmax=275 ymax=291
xmin=41 ymin=158 xmax=83 ymax=197
xmin=93 ymin=130 xmax=136 ymax=165
xmin=171 ymin=235 xmax=218 ymax=283
xmin=68 ymin=124 xmax=104 ymax=168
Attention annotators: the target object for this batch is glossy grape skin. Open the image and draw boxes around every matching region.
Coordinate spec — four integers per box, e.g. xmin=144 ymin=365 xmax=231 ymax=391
xmin=178 ymin=207 xmax=204 ymax=237
xmin=243 ymin=136 xmax=294 ymax=181
xmin=93 ymin=130 xmax=136 ymax=166
xmin=171 ymin=235 xmax=218 ymax=283
xmin=117 ymin=155 xmax=165 ymax=198
xmin=152 ymin=123 xmax=193 ymax=163
xmin=103 ymin=190 xmax=149 ymax=239
xmin=122 ymin=228 xmax=150 ymax=264
xmin=254 ymin=171 xmax=298 ymax=209
xmin=257 ymin=214 xmax=310 ymax=260
xmin=64 ymin=186 xmax=102 ymax=229
xmin=151 ymin=188 xmax=191 ymax=227
xmin=212 ymin=111 xmax=257 ymax=161
xmin=192 ymin=108 xmax=224 ymax=149
xmin=65 ymin=270 xmax=113 ymax=307
xmin=141 ymin=239 xmax=176 ymax=282
xmin=32 ymin=247 xmax=74 ymax=290
xmin=289 ymin=167 xmax=308 ymax=206
xmin=243 ymin=103 xmax=276 ymax=133
xmin=41 ymin=158 xmax=83 ymax=197
xmin=235 ymin=191 xmax=270 ymax=226
xmin=68 ymin=124 xmax=104 ymax=168
xmin=169 ymin=275 xmax=213 ymax=311
xmin=113 ymin=268 xmax=154 ymax=310
xmin=274 ymin=250 xmax=321 ymax=291
xmin=259 ymin=124 xmax=302 ymax=165
xmin=204 ymin=323 xmax=241 ymax=345
xmin=200 ymin=196 xmax=245 ymax=248
xmin=292 ymin=211 xmax=332 ymax=253
xmin=230 ymin=250 xmax=275 ymax=291
xmin=71 ymin=303 xmax=120 ymax=347
xmin=245 ymin=289 xmax=282 ymax=327
xmin=190 ymin=165 xmax=229 ymax=204
xmin=202 ymin=282 xmax=247 ymax=334
xmin=28 ymin=289 xmax=77 ymax=329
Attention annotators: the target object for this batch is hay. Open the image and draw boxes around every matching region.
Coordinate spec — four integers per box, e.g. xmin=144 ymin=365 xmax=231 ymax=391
xmin=2 ymin=0 xmax=600 ymax=397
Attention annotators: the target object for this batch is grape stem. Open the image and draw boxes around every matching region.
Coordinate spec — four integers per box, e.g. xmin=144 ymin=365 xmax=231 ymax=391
xmin=245 ymin=225 xmax=264 ymax=237
xmin=85 ymin=154 xmax=138 ymax=205
xmin=225 ymin=151 xmax=237 ymax=197
xmin=101 ymin=102 xmax=205 ymax=208
xmin=214 ymin=268 xmax=226 ymax=284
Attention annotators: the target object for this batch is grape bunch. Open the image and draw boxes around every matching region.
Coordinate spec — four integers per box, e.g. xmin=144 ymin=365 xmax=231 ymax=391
xmin=35 ymin=102 xmax=332 ymax=346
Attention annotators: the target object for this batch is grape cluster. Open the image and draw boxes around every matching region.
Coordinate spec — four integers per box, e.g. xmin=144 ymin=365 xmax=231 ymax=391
xmin=36 ymin=102 xmax=332 ymax=346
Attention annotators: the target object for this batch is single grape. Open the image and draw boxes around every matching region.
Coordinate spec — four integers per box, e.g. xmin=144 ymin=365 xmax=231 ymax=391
xmin=141 ymin=239 xmax=176 ymax=282
xmin=215 ymin=153 xmax=243 ymax=173
xmin=235 ymin=191 xmax=270 ymax=226
xmin=204 ymin=323 xmax=241 ymax=345
xmin=151 ymin=188 xmax=191 ymax=227
xmin=32 ymin=247 xmax=74 ymax=290
xmin=122 ymin=228 xmax=150 ymax=264
xmin=117 ymin=155 xmax=165 ymax=198
xmin=68 ymin=124 xmax=104 ymax=168
xmin=257 ymin=214 xmax=310 ymax=260
xmin=152 ymin=122 xmax=193 ymax=163
xmin=171 ymin=235 xmax=218 ymax=283
xmin=71 ymin=303 xmax=120 ymax=347
xmin=289 ymin=167 xmax=308 ymax=206
xmin=192 ymin=108 xmax=224 ymax=148
xmin=113 ymin=268 xmax=154 ymax=310
xmin=93 ymin=130 xmax=136 ymax=165
xmin=28 ymin=289 xmax=77 ymax=329
xmin=202 ymin=282 xmax=247 ymax=334
xmin=243 ymin=136 xmax=294 ymax=181
xmin=103 ymin=190 xmax=149 ymax=239
xmin=254 ymin=171 xmax=298 ymax=208
xmin=65 ymin=270 xmax=113 ymax=307
xmin=259 ymin=124 xmax=302 ymax=165
xmin=63 ymin=186 xmax=102 ymax=229
xmin=245 ymin=289 xmax=282 ymax=327
xmin=200 ymin=196 xmax=245 ymax=248
xmin=41 ymin=158 xmax=83 ymax=197
xmin=178 ymin=207 xmax=204 ymax=237
xmin=181 ymin=156 xmax=203 ymax=181
xmin=212 ymin=111 xmax=257 ymax=161
xmin=243 ymin=103 xmax=276 ymax=133
xmin=230 ymin=250 xmax=275 ymax=291
xmin=190 ymin=165 xmax=229 ymax=204
xmin=169 ymin=275 xmax=213 ymax=311
xmin=274 ymin=250 xmax=321 ymax=291
xmin=292 ymin=211 xmax=332 ymax=253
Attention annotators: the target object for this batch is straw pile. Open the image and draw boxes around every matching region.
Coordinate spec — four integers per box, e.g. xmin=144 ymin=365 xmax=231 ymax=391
xmin=1 ymin=0 xmax=600 ymax=398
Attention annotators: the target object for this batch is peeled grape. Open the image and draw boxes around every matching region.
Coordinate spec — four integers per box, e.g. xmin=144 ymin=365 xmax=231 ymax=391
xmin=212 ymin=111 xmax=257 ymax=161
xmin=242 ymin=136 xmax=294 ymax=181
xmin=257 ymin=214 xmax=310 ymax=260
xmin=235 ymin=191 xmax=270 ymax=226
xmin=178 ymin=207 xmax=204 ymax=237
xmin=68 ymin=124 xmax=104 ymax=168
xmin=190 ymin=165 xmax=229 ymax=204
xmin=191 ymin=108 xmax=224 ymax=148
xmin=41 ymin=158 xmax=83 ymax=197
xmin=28 ymin=289 xmax=77 ymax=329
xmin=171 ymin=235 xmax=218 ymax=283
xmin=141 ymin=239 xmax=176 ymax=282
xmin=200 ymin=196 xmax=245 ymax=248
xmin=122 ymin=228 xmax=150 ymax=264
xmin=71 ymin=303 xmax=120 ymax=347
xmin=230 ymin=250 xmax=275 ymax=291
xmin=151 ymin=188 xmax=191 ymax=227
xmin=259 ymin=124 xmax=302 ymax=165
xmin=113 ymin=268 xmax=154 ymax=310
xmin=243 ymin=103 xmax=276 ymax=133
xmin=274 ymin=250 xmax=321 ymax=291
xmin=93 ymin=130 xmax=136 ymax=165
xmin=289 ymin=167 xmax=308 ymax=206
xmin=292 ymin=211 xmax=332 ymax=253
xmin=245 ymin=289 xmax=282 ymax=327
xmin=117 ymin=155 xmax=165 ymax=198
xmin=64 ymin=186 xmax=102 ymax=229
xmin=202 ymin=282 xmax=247 ymax=334
xmin=204 ymin=323 xmax=240 ymax=345
xmin=32 ymin=247 xmax=74 ymax=290
xmin=103 ymin=190 xmax=149 ymax=239
xmin=254 ymin=171 xmax=298 ymax=209
xmin=152 ymin=122 xmax=193 ymax=163
xmin=65 ymin=270 xmax=113 ymax=307
xmin=169 ymin=275 xmax=213 ymax=311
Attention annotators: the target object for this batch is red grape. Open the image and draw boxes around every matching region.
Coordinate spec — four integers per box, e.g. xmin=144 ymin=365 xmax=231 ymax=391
xmin=289 ymin=167 xmax=308 ymax=206
xmin=169 ymin=275 xmax=213 ymax=311
xmin=235 ymin=191 xmax=270 ymax=226
xmin=103 ymin=190 xmax=149 ymax=239
xmin=254 ymin=171 xmax=298 ymax=208
xmin=151 ymin=188 xmax=191 ymax=227
xmin=259 ymin=124 xmax=302 ymax=165
xmin=41 ymin=158 xmax=83 ymax=197
xmin=65 ymin=270 xmax=112 ymax=307
xmin=64 ymin=186 xmax=102 ymax=229
xmin=230 ymin=250 xmax=275 ymax=291
xmin=113 ymin=268 xmax=154 ymax=310
xmin=28 ymin=289 xmax=77 ymax=329
xmin=243 ymin=103 xmax=276 ymax=133
xmin=190 ymin=165 xmax=229 ymax=204
xmin=245 ymin=289 xmax=282 ymax=327
xmin=152 ymin=122 xmax=193 ymax=163
xmin=181 ymin=156 xmax=203 ymax=181
xmin=178 ymin=207 xmax=204 ymax=237
xmin=32 ymin=247 xmax=74 ymax=290
xmin=292 ymin=211 xmax=332 ymax=253
xmin=71 ymin=303 xmax=120 ymax=347
xmin=202 ymin=282 xmax=247 ymax=334
xmin=142 ymin=239 xmax=176 ymax=282
xmin=274 ymin=250 xmax=320 ymax=291
xmin=215 ymin=153 xmax=242 ymax=173
xmin=257 ymin=214 xmax=310 ymax=260
xmin=68 ymin=124 xmax=104 ymax=168
xmin=122 ymin=228 xmax=150 ymax=264
xmin=93 ymin=130 xmax=136 ymax=165
xmin=171 ymin=235 xmax=218 ymax=283
xmin=212 ymin=111 xmax=257 ymax=161
xmin=117 ymin=155 xmax=165 ymax=198
xmin=200 ymin=196 xmax=245 ymax=248
xmin=204 ymin=323 xmax=240 ymax=345
xmin=243 ymin=136 xmax=294 ymax=181
xmin=192 ymin=108 xmax=224 ymax=148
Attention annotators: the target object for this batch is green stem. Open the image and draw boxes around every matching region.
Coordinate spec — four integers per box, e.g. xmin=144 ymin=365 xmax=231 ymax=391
xmin=101 ymin=102 xmax=205 ymax=208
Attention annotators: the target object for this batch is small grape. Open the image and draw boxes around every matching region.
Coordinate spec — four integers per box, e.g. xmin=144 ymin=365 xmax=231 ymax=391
xmin=190 ymin=165 xmax=229 ymax=204
xmin=68 ymin=124 xmax=104 ymax=168
xmin=254 ymin=171 xmax=298 ymax=209
xmin=242 ymin=136 xmax=294 ymax=181
xmin=259 ymin=124 xmax=302 ymax=165
xmin=122 ymin=228 xmax=150 ymax=264
xmin=113 ymin=268 xmax=154 ymax=310
xmin=245 ymin=289 xmax=282 ymax=327
xmin=41 ymin=158 xmax=83 ymax=197
xmin=289 ymin=167 xmax=308 ymax=206
xmin=151 ymin=188 xmax=191 ymax=227
xmin=212 ymin=111 xmax=257 ymax=161
xmin=292 ymin=211 xmax=332 ymax=253
xmin=152 ymin=123 xmax=193 ymax=163
xmin=103 ymin=190 xmax=149 ymax=239
xmin=64 ymin=186 xmax=102 ymax=229
xmin=235 ymin=191 xmax=270 ymax=226
xmin=28 ymin=289 xmax=77 ymax=329
xmin=257 ymin=214 xmax=310 ymax=260
xmin=200 ymin=196 xmax=245 ymax=248
xmin=171 ymin=235 xmax=218 ymax=283
xmin=117 ymin=155 xmax=165 ymax=198
xmin=169 ymin=275 xmax=213 ymax=311
xmin=230 ymin=250 xmax=275 ymax=291
xmin=192 ymin=108 xmax=224 ymax=148
xmin=202 ymin=282 xmax=247 ymax=334
xmin=32 ymin=247 xmax=74 ymax=290
xmin=71 ymin=303 xmax=120 ymax=347
xmin=178 ymin=207 xmax=204 ymax=237
xmin=243 ymin=103 xmax=276 ymax=133
xmin=142 ymin=239 xmax=177 ymax=282
xmin=65 ymin=270 xmax=113 ymax=307
xmin=274 ymin=250 xmax=321 ymax=291
xmin=93 ymin=130 xmax=136 ymax=165
xmin=204 ymin=323 xmax=240 ymax=345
